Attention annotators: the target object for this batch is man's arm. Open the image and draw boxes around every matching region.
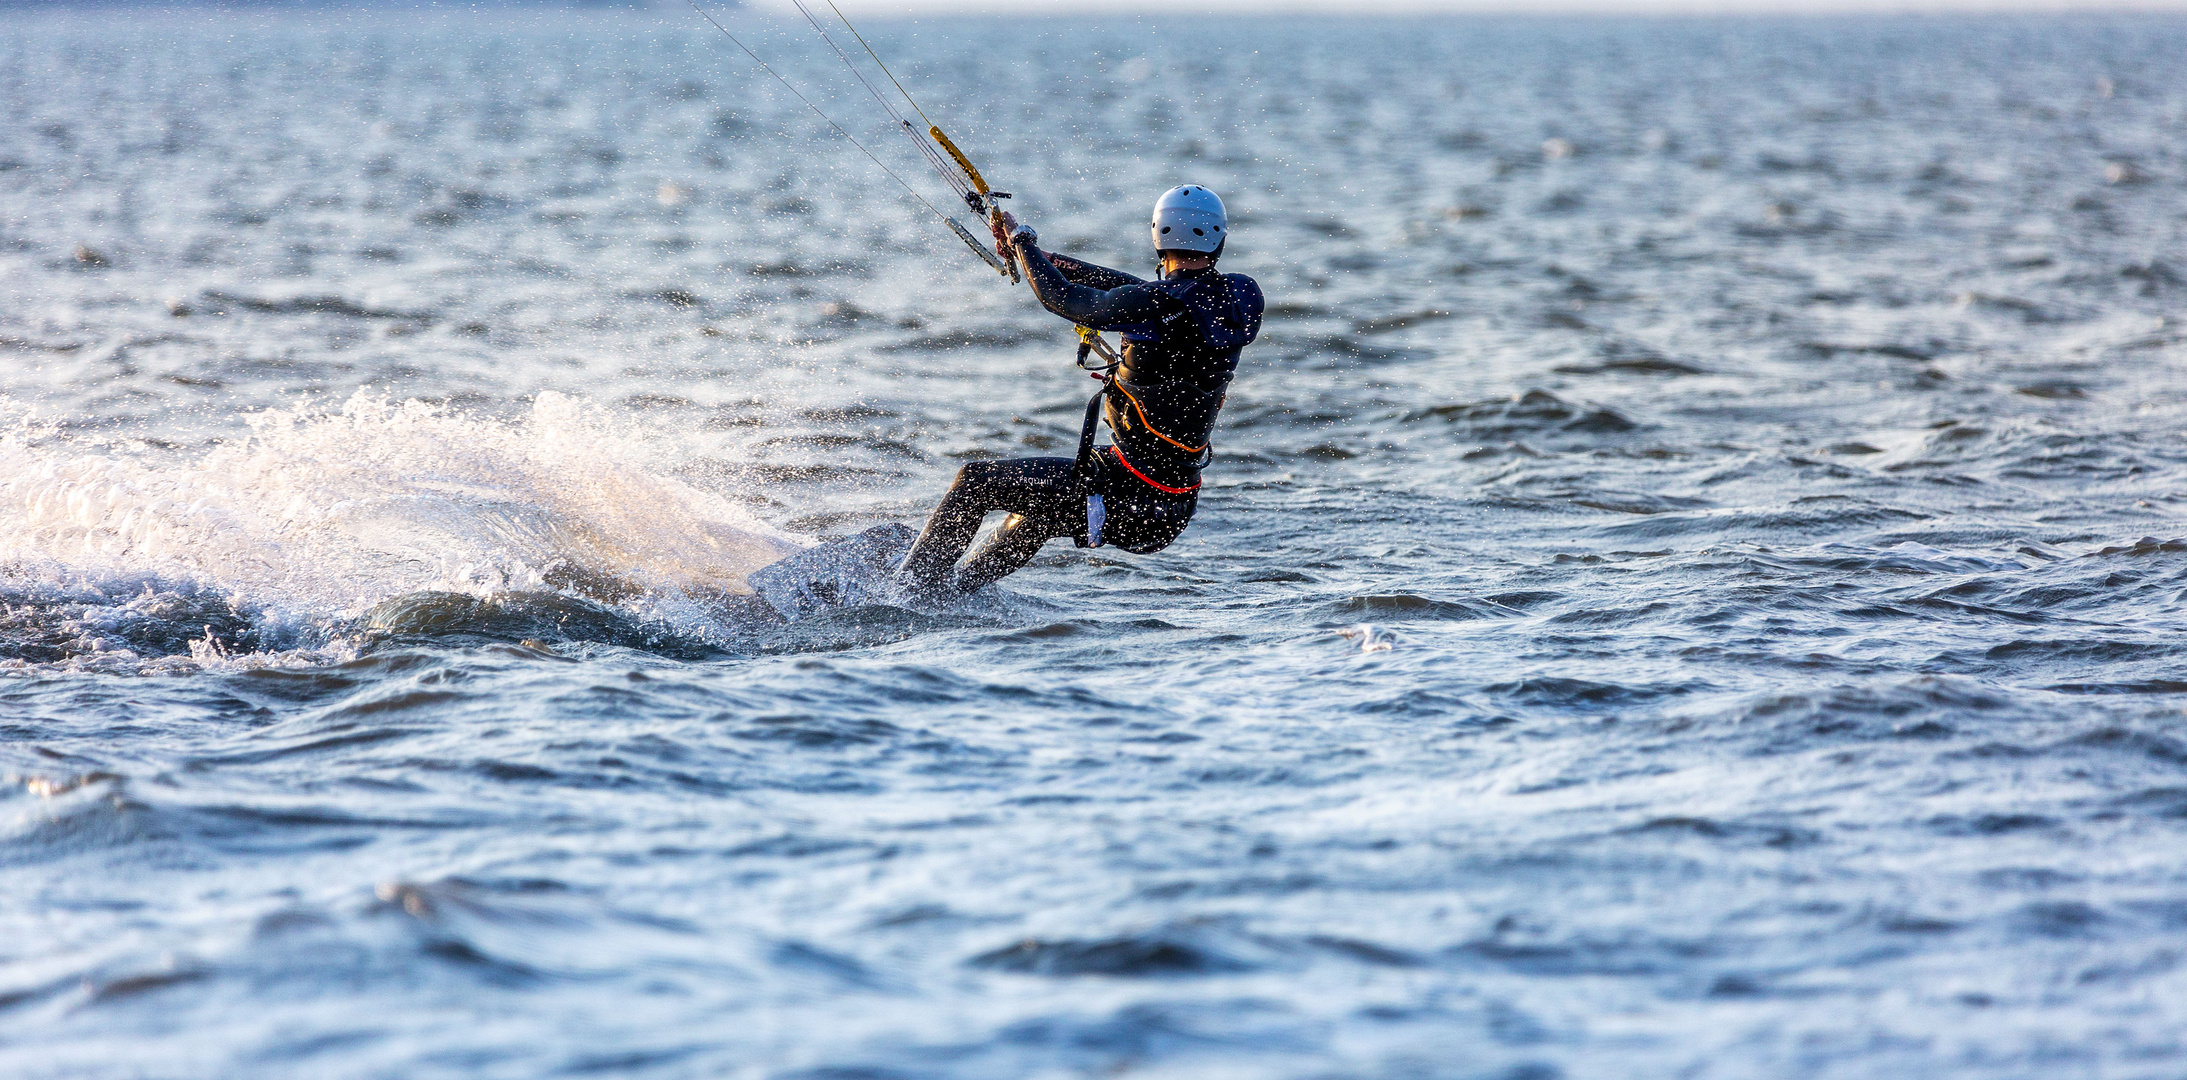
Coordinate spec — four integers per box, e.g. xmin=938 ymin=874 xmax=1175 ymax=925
xmin=988 ymin=209 xmax=1146 ymax=291
xmin=1047 ymin=253 xmax=1148 ymax=291
xmin=1017 ymin=242 xmax=1173 ymax=329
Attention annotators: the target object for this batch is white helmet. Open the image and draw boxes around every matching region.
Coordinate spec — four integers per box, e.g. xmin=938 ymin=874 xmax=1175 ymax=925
xmin=1151 ymin=185 xmax=1226 ymax=255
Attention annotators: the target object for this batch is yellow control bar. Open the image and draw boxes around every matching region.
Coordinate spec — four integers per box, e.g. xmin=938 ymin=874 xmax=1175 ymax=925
xmin=929 ymin=126 xmax=990 ymax=195
xmin=928 ymin=125 xmax=1018 ymax=282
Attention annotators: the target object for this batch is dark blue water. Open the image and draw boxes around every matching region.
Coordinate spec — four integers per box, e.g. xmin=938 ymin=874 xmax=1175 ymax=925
xmin=4 ymin=8 xmax=2187 ymax=1077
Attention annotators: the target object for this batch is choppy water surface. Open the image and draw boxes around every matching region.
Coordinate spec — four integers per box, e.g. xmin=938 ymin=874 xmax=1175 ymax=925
xmin=4 ymin=8 xmax=2187 ymax=1077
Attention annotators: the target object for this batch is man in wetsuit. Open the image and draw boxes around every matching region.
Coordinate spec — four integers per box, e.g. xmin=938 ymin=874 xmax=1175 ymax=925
xmin=896 ymin=185 xmax=1264 ymax=596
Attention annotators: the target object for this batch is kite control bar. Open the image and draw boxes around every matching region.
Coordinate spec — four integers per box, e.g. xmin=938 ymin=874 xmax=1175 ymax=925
xmin=928 ymin=125 xmax=1019 ymax=283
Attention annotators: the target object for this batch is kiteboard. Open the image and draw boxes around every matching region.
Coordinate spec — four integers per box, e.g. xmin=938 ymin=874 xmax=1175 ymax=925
xmin=745 ymin=523 xmax=918 ymax=622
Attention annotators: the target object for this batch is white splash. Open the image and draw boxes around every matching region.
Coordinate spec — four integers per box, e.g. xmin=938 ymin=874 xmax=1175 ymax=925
xmin=0 ymin=392 xmax=807 ymax=641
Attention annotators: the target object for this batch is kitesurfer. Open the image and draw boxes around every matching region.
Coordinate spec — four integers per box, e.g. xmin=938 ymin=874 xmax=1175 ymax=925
xmin=896 ymin=185 xmax=1264 ymax=596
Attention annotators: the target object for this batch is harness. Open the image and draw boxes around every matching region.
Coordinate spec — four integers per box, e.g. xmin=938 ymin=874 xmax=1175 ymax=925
xmin=1069 ymin=272 xmax=1262 ymax=545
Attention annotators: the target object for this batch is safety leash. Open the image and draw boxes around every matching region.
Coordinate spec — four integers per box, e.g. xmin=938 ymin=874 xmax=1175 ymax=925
xmin=1072 ymin=383 xmax=1108 ymax=547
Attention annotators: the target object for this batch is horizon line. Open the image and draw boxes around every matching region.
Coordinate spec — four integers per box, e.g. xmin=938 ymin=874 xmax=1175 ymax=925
xmin=5 ymin=0 xmax=2187 ymax=12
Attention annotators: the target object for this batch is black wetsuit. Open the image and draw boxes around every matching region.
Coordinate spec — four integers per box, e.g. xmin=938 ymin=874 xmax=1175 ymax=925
xmin=898 ymin=243 xmax=1264 ymax=594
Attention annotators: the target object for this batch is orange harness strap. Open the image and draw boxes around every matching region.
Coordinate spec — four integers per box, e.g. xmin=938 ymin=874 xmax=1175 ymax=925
xmin=1110 ymin=381 xmax=1209 ymax=455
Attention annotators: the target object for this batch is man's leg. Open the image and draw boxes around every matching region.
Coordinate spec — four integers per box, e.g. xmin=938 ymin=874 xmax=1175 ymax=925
xmin=898 ymin=458 xmax=1082 ymax=594
xmin=953 ymin=507 xmax=1071 ymax=593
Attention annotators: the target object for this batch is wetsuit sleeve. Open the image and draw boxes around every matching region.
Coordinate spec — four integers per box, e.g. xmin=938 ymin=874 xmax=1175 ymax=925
xmin=1019 ymin=245 xmax=1174 ymax=329
xmin=1046 ymin=253 xmax=1147 ymax=291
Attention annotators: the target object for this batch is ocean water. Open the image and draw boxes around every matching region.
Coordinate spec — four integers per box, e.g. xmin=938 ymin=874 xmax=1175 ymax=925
xmin=4 ymin=7 xmax=2187 ymax=1077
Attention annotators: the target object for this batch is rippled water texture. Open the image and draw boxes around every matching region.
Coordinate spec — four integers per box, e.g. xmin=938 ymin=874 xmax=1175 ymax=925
xmin=4 ymin=9 xmax=2187 ymax=1077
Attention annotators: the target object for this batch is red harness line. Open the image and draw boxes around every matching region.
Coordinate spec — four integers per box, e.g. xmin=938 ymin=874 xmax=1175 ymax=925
xmin=1108 ymin=445 xmax=1201 ymax=495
